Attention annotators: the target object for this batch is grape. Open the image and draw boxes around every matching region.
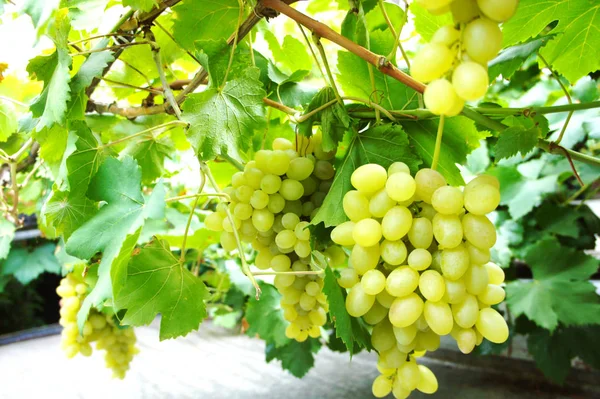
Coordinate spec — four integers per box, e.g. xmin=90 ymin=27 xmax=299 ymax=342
xmin=386 ymin=266 xmax=419 ymax=297
xmin=220 ymin=232 xmax=238 ymax=251
xmin=417 ymin=328 xmax=441 ymax=351
xmin=485 ymin=262 xmax=505 ymax=285
xmin=261 ymin=174 xmax=282 ymax=194
xmin=267 ymin=193 xmax=285 ymax=213
xmin=294 ymin=221 xmax=310 ymax=240
xmin=343 ymin=190 xmax=371 ymax=221
xmin=360 ymin=269 xmax=386 ymax=295
xmin=452 ymin=61 xmax=489 ymax=101
xmin=231 ymin=171 xmax=245 ymax=188
xmin=431 ymin=25 xmax=460 ymax=47
xmin=350 ymin=243 xmax=380 ymax=275
xmin=388 ymin=162 xmax=410 ymax=176
xmin=338 ymin=268 xmax=359 ymax=289
xmin=371 ymin=320 xmax=396 ymax=352
xmin=363 ymin=301 xmax=389 ymax=325
xmin=380 ymin=240 xmax=407 ymax=266
xmin=255 ymin=150 xmax=272 ymax=172
xmin=450 ymin=0 xmax=480 ymax=23
xmin=444 ymin=278 xmax=467 ymax=304
xmin=477 ymin=0 xmax=518 ymax=21
xmin=377 ymin=289 xmax=396 ymax=308
xmin=419 ymin=0 xmax=453 ymax=9
xmin=233 ymin=203 xmax=253 ymax=220
xmin=346 ymin=283 xmax=376 ymax=317
xmin=411 ymin=43 xmax=454 ymax=83
xmin=286 ymin=156 xmax=314 ymax=181
xmin=419 ymin=270 xmax=446 ymax=302
xmin=325 ymin=245 xmax=346 ymax=267
xmin=372 ymin=375 xmax=393 ymax=398
xmin=250 ymin=190 xmax=269 ymax=210
xmin=415 ymin=168 xmax=447 ymax=203
xmin=294 ymin=240 xmax=311 ymax=257
xmin=331 ymin=221 xmax=356 ymax=246
xmin=235 ymin=185 xmax=253 ymax=203
xmin=353 ymin=218 xmax=382 ymax=247
xmin=466 ymin=242 xmax=490 ymax=265
xmin=467 ymin=174 xmax=500 ymax=190
xmin=445 ymin=97 xmax=465 ymax=116
xmin=391 ymin=381 xmax=411 ymax=399
xmin=408 ymin=217 xmax=434 ymax=249
xmin=284 ymin=199 xmax=303 ymax=215
xmin=252 ymin=209 xmax=275 ymax=232
xmin=273 ymin=137 xmax=293 ymax=151
xmin=416 ymin=365 xmax=439 ymax=394
xmin=380 ymin=345 xmax=408 ymax=369
xmin=244 ymin=168 xmax=264 ymax=189
xmin=424 ymin=300 xmax=453 ymax=335
xmin=274 ymin=273 xmax=295 ymax=289
xmin=389 ymin=293 xmax=424 ymax=328
xmin=476 ymin=308 xmax=509 ymax=343
xmin=397 ymin=359 xmax=421 ymax=390
xmin=205 ymin=212 xmax=224 ymax=231
xmin=309 ymin=307 xmax=327 ymax=326
xmin=432 ymin=213 xmax=463 ymax=249
xmin=464 ymin=264 xmax=489 ymax=295
xmin=408 ymin=248 xmax=433 ymax=271
xmin=462 ymin=213 xmax=497 ymax=249
xmin=424 ymin=79 xmax=460 ymax=116
xmin=452 ymin=294 xmax=479 ymax=328
xmin=271 ymin=254 xmax=292 ymax=272
xmin=299 ymin=292 xmax=317 ymax=311
xmin=381 ymin=206 xmax=413 ymax=241
xmin=314 ymin=160 xmax=335 ymax=180
xmin=463 ymin=18 xmax=503 ymax=64
xmin=464 ymin=183 xmax=500 ymax=215
xmin=478 ymin=284 xmax=505 ymax=305
xmin=301 ymin=176 xmax=318 ymax=196
xmin=279 ymin=179 xmax=304 ymax=201
xmin=351 ymin=164 xmax=387 ymax=196
xmin=369 ymin=189 xmax=396 ymax=218
xmin=385 ymin=170 xmax=416 ymax=202
xmin=431 ymin=186 xmax=464 ymax=215
xmin=441 ymin=244 xmax=470 ymax=280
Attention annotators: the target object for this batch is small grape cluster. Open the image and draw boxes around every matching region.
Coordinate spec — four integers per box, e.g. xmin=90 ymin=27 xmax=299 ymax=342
xmin=412 ymin=0 xmax=519 ymax=116
xmin=332 ymin=162 xmax=508 ymax=398
xmin=205 ymin=134 xmax=346 ymax=342
xmin=57 ymin=272 xmax=139 ymax=379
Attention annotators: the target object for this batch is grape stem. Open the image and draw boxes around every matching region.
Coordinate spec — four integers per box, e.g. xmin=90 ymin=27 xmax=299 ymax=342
xmin=220 ymin=0 xmax=245 ymax=90
xmin=98 ymin=120 xmax=189 ymax=150
xmin=179 ymin=171 xmax=206 ymax=263
xmin=312 ymin=33 xmax=343 ymax=104
xmin=431 ymin=115 xmax=445 ymax=171
xmin=146 ymin=30 xmax=182 ymax=119
xmin=165 ymin=193 xmax=231 ymax=203
xmin=252 ymin=271 xmax=324 ymax=276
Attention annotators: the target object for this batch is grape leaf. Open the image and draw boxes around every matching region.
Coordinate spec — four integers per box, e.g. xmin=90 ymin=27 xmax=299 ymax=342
xmin=245 ymin=281 xmax=290 ymax=348
xmin=322 ymin=267 xmax=372 ymax=354
xmin=194 ymin=38 xmax=252 ymax=87
xmin=494 ymin=117 xmax=542 ymax=160
xmin=0 ymin=219 xmax=15 ymax=261
xmin=0 ymin=102 xmax=17 ymax=142
xmin=502 ymin=0 xmax=600 ymax=83
xmin=182 ymin=67 xmax=266 ymax=162
xmin=172 ymin=0 xmax=239 ymax=52
xmin=402 ymin=116 xmax=489 ymax=186
xmin=123 ymin=0 xmax=157 ymax=12
xmin=115 ymin=239 xmax=209 ymax=340
xmin=488 ymin=35 xmax=553 ymax=81
xmin=311 ymin=123 xmax=421 ymax=227
xmin=121 ymin=134 xmax=174 ymax=184
xmin=266 ymin=338 xmax=321 ymax=378
xmin=22 ymin=0 xmax=60 ymax=34
xmin=506 ymin=237 xmax=600 ymax=331
xmin=263 ymin=31 xmax=312 ymax=75
xmin=0 ymin=243 xmax=61 ymax=285
xmin=409 ymin=2 xmax=452 ymax=41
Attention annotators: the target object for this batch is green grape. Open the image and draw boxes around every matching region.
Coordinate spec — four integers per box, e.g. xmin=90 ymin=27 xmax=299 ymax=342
xmin=464 ymin=264 xmax=489 ymax=295
xmin=416 ymin=365 xmax=439 ymax=394
xmin=220 ymin=232 xmax=237 ymax=252
xmin=441 ymin=244 xmax=470 ymax=280
xmin=252 ymin=209 xmax=275 ymax=232
xmin=450 ymin=0 xmax=480 ymax=23
xmin=351 ymin=164 xmax=388 ymax=196
xmin=477 ymin=0 xmax=518 ymax=21
xmin=309 ymin=307 xmax=327 ymax=326
xmin=352 ymin=218 xmax=382 ymax=247
xmin=276 ymin=230 xmax=297 ymax=249
xmin=389 ymin=293 xmax=424 ymax=328
xmin=452 ymin=61 xmax=489 ymax=101
xmin=431 ymin=25 xmax=461 ymax=47
xmin=478 ymin=284 xmax=505 ymax=305
xmin=466 ymin=242 xmax=490 ymax=265
xmin=415 ymin=168 xmax=447 ymax=203
xmin=484 ymin=262 xmax=505 ymax=285
xmin=368 ymin=188 xmax=396 ymax=219
xmin=235 ymin=185 xmax=254 ymax=203
xmin=388 ymin=162 xmax=410 ymax=176
xmin=476 ymin=308 xmax=509 ymax=343
xmin=244 ymin=167 xmax=264 ymax=189
xmin=452 ymin=294 xmax=479 ymax=328
xmin=273 ymin=137 xmax=293 ymax=151
xmin=269 ymin=150 xmax=291 ymax=175
xmin=267 ymin=193 xmax=285 ymax=213
xmin=343 ymin=190 xmax=372 ymax=221
xmin=325 ymin=245 xmax=346 ymax=267
xmin=301 ymin=202 xmax=315 ymax=217
xmin=463 ymin=18 xmax=503 ymax=63
xmin=393 ymin=324 xmax=417 ymax=346
xmin=231 ymin=172 xmax=246 ymax=188
xmin=249 ymin=190 xmax=268 ymax=210
xmin=381 ymin=206 xmax=413 ymax=241
xmin=233 ymin=203 xmax=253 ymax=220
xmin=283 ymin=199 xmax=303 ymax=215
xmin=255 ymin=150 xmax=272 ymax=172
xmin=294 ymin=240 xmax=311 ymax=258
xmin=417 ymin=328 xmax=442 ymax=352
xmin=408 ymin=217 xmax=434 ymax=249
xmin=314 ymin=160 xmax=335 ymax=180
xmin=391 ymin=380 xmax=411 ymax=399
xmin=279 ymin=179 xmax=304 ymax=201
xmin=282 ymin=305 xmax=298 ymax=321
xmin=363 ymin=301 xmax=389 ymax=325
xmin=310 ymin=191 xmax=326 ymax=207
xmin=299 ymin=292 xmax=317 ymax=311
xmin=445 ymin=97 xmax=465 ymax=116
xmin=271 ymin=254 xmax=292 ymax=272
xmin=386 ymin=266 xmax=419 ymax=297
xmin=419 ymin=270 xmax=446 ymax=302
xmin=272 ymin=215 xmax=285 ymax=233
xmin=462 ymin=213 xmax=497 ymax=249
xmin=385 ymin=172 xmax=416 ymax=202
xmin=431 ymin=186 xmax=464 ymax=215
xmin=371 ymin=319 xmax=396 ymax=352
xmin=408 ymin=248 xmax=433 ymax=271
xmin=350 ymin=243 xmax=380 ymax=275
xmin=204 ymin=212 xmax=224 ymax=231
xmin=331 ymin=221 xmax=356 ymax=246
xmin=444 ymin=278 xmax=467 ymax=304
xmin=300 ymin=177 xmax=318 ymax=197
xmin=464 ymin=183 xmax=500 ymax=215
xmin=319 ymin=179 xmax=333 ymax=193
xmin=424 ymin=79 xmax=460 ymax=116
xmin=294 ymin=221 xmax=311 ymax=240
xmin=411 ymin=43 xmax=454 ymax=83
xmin=261 ymin=174 xmax=282 ymax=194
xmin=274 ymin=273 xmax=295 ymax=289
xmin=255 ymin=250 xmax=273 ymax=270
xmin=361 ymin=269 xmax=387 ymax=295
xmin=377 ymin=289 xmax=395 ymax=308
xmin=281 ymin=213 xmax=299 ymax=230
xmin=280 ymin=287 xmax=302 ymax=305
xmin=380 ymin=240 xmax=407 ymax=265
xmin=397 ymin=359 xmax=421 ymax=391
xmin=424 ymin=300 xmax=453 ymax=335
xmin=466 ymin=174 xmax=500 ymax=190
xmin=432 ymin=213 xmax=463 ymax=249
xmin=345 ymin=283 xmax=376 ymax=317
xmin=372 ymin=375 xmax=393 ymax=398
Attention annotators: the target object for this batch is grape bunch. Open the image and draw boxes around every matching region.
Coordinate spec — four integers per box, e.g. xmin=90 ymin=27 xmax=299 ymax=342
xmin=57 ymin=270 xmax=139 ymax=379
xmin=205 ymin=134 xmax=346 ymax=342
xmin=332 ymin=163 xmax=509 ymax=398
xmin=412 ymin=0 xmax=519 ymax=115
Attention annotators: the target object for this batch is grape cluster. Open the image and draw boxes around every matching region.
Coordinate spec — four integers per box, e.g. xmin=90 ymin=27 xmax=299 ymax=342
xmin=332 ymin=163 xmax=509 ymax=398
xmin=205 ymin=134 xmax=346 ymax=342
xmin=412 ymin=0 xmax=519 ymax=115
xmin=57 ymin=272 xmax=139 ymax=379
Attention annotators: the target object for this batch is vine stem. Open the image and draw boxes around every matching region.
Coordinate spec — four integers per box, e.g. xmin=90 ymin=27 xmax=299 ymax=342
xmin=538 ymin=53 xmax=573 ymax=146
xmin=71 ymin=41 xmax=153 ymax=56
xmin=165 ymin=193 xmax=230 ymax=203
xmin=147 ymin=30 xmax=182 ymax=119
xmin=252 ymin=270 xmax=323 ymax=276
xmin=297 ymin=23 xmax=326 ymax=80
xmin=98 ymin=120 xmax=188 ymax=149
xmin=296 ymin=99 xmax=339 ymax=123
xmin=343 ymin=97 xmax=396 ymax=122
xmin=200 ymin=162 xmax=262 ymax=298
xmin=180 ymin=171 xmax=206 ymax=263
xmin=220 ymin=0 xmax=245 ymax=89
xmin=432 ymin=115 xmax=445 ymax=170
xmin=68 ymin=32 xmax=136 ymax=46
xmin=312 ymin=33 xmax=343 ymax=104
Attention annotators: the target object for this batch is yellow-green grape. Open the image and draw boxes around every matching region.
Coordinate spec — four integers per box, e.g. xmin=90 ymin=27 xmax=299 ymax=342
xmin=478 ymin=284 xmax=505 ymax=305
xmin=350 ymin=244 xmax=380 ymax=275
xmin=416 ymin=365 xmax=439 ymax=394
xmin=255 ymin=150 xmax=272 ymax=172
xmin=467 ymin=242 xmax=491 ymax=265
xmin=389 ymin=293 xmax=424 ymax=327
xmin=450 ymin=0 xmax=480 ymax=23
xmin=380 ymin=345 xmax=408 ymax=369
xmin=385 ymin=172 xmax=416 ymax=202
xmin=419 ymin=0 xmax=453 ymax=9
xmin=424 ymin=300 xmax=454 ymax=335
xmin=393 ymin=324 xmax=417 ymax=346
xmin=431 ymin=25 xmax=461 ymax=47
xmin=424 ymin=79 xmax=460 ymax=116
xmin=270 ymin=150 xmax=291 ymax=175
xmin=220 ymin=232 xmax=237 ymax=252
xmin=352 ymin=218 xmax=382 ymax=247
xmin=441 ymin=244 xmax=470 ymax=280
xmin=301 ymin=177 xmax=318 ymax=196
xmin=222 ymin=215 xmax=241 ymax=233
xmin=415 ymin=168 xmax=447 ymax=203
xmin=408 ymin=248 xmax=433 ymax=271
xmin=271 ymin=254 xmax=292 ymax=272
xmin=397 ymin=359 xmax=421 ymax=391
xmin=338 ymin=268 xmax=359 ymax=289
xmin=361 ymin=269 xmax=387 ymax=295
xmin=452 ymin=294 xmax=479 ymax=328
xmin=484 ymin=262 xmax=505 ymax=285
xmin=231 ymin=171 xmax=246 ymax=188
xmin=309 ymin=307 xmax=327 ymax=326
xmin=417 ymin=328 xmax=442 ymax=352
xmin=261 ymin=174 xmax=282 ymax=194
xmin=377 ymin=289 xmax=396 ymax=308
xmin=462 ymin=214 xmax=497 ymax=249
xmin=294 ymin=240 xmax=311 ymax=258
xmin=236 ymin=185 xmax=254 ymax=203
xmin=386 ymin=266 xmax=419 ymax=297
xmin=477 ymin=0 xmax=518 ymax=21
xmin=252 ymin=209 xmax=275 ymax=232
xmin=466 ymin=174 xmax=500 ymax=190
xmin=464 ymin=183 xmax=501 ymax=215
xmin=255 ymin=251 xmax=273 ymax=270
xmin=432 ymin=213 xmax=463 ymax=249
xmin=369 ymin=188 xmax=397 ymax=218
xmin=204 ymin=212 xmax=224 ymax=231
xmin=381 ymin=206 xmax=413 ymax=241
xmin=408 ymin=217 xmax=434 ymax=249
xmin=391 ymin=380 xmax=411 ymax=399
xmin=464 ymin=264 xmax=489 ymax=295
xmin=286 ymin=157 xmax=314 ymax=181
xmin=274 ymin=273 xmax=295 ymax=289
xmin=343 ymin=190 xmax=371 ymax=221
xmin=445 ymin=97 xmax=465 ymax=116
xmin=273 ymin=137 xmax=293 ymax=151
xmin=250 ymin=190 xmax=269 ymax=210
xmin=299 ymin=292 xmax=317 ymax=311
xmin=233 ymin=203 xmax=253 ymax=220
xmin=351 ymin=164 xmax=387 ymax=196
xmin=282 ymin=213 xmax=300 ymax=230
xmin=371 ymin=319 xmax=396 ymax=352
xmin=279 ymin=179 xmax=304 ymax=201
xmin=310 ymin=192 xmax=326 ymax=208
xmin=380 ymin=240 xmax=407 ymax=266
xmin=427 ymin=4 xmax=450 ymax=14
xmin=388 ymin=162 xmax=410 ymax=176
xmin=325 ymin=245 xmax=346 ymax=267
xmin=244 ymin=167 xmax=264 ymax=189
xmin=444 ymin=278 xmax=467 ymax=304
xmin=431 ymin=186 xmax=464 ymax=215
xmin=463 ymin=18 xmax=503 ymax=64
xmin=345 ymin=283 xmax=375 ymax=317
xmin=331 ymin=221 xmax=356 ymax=246
xmin=453 ymin=327 xmax=477 ymax=354
xmin=419 ymin=270 xmax=446 ymax=302
xmin=363 ymin=301 xmax=389 ymax=325
xmin=372 ymin=375 xmax=393 ymax=398
xmin=452 ymin=61 xmax=490 ymax=101
xmin=411 ymin=43 xmax=454 ymax=83
xmin=267 ymin=193 xmax=285 ymax=213
xmin=314 ymin=160 xmax=335 ymax=180
xmin=476 ymin=308 xmax=509 ymax=343
xmin=285 ymin=322 xmax=301 ymax=339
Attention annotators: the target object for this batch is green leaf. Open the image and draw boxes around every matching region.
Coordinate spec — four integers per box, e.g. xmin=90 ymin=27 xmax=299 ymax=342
xmin=115 ymin=239 xmax=208 ymax=340
xmin=263 ymin=31 xmax=312 ymax=75
xmin=123 ymin=0 xmax=157 ymax=12
xmin=0 ymin=102 xmax=17 ymax=142
xmin=182 ymin=67 xmax=266 ymax=162
xmin=312 ymin=123 xmax=421 ymax=227
xmin=245 ymin=281 xmax=290 ymax=348
xmin=194 ymin=39 xmax=252 ymax=86
xmin=506 ymin=237 xmax=600 ymax=331
xmin=402 ymin=116 xmax=488 ymax=186
xmin=409 ymin=2 xmax=452 ymax=41
xmin=0 ymin=243 xmax=61 ymax=285
xmin=322 ymin=267 xmax=372 ymax=354
xmin=121 ymin=135 xmax=174 ymax=184
xmin=502 ymin=0 xmax=600 ymax=83
xmin=22 ymin=0 xmax=60 ymax=34
xmin=172 ymin=0 xmax=239 ymax=51
xmin=488 ymin=35 xmax=553 ymax=81
xmin=0 ymin=219 xmax=14 ymax=261
xmin=266 ymin=338 xmax=321 ymax=378
xmin=494 ymin=117 xmax=541 ymax=160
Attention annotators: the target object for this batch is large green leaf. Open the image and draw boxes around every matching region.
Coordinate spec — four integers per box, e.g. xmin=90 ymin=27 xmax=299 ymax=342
xmin=0 ymin=102 xmax=17 ymax=142
xmin=115 ymin=239 xmax=208 ymax=340
xmin=123 ymin=0 xmax=157 ymax=12
xmin=245 ymin=281 xmax=290 ymax=348
xmin=194 ymin=38 xmax=252 ymax=87
xmin=409 ymin=2 xmax=452 ymax=41
xmin=488 ymin=35 xmax=553 ymax=81
xmin=0 ymin=219 xmax=14 ymax=261
xmin=265 ymin=338 xmax=321 ymax=378
xmin=22 ymin=0 xmax=60 ymax=34
xmin=0 ymin=243 xmax=61 ymax=285
xmin=494 ymin=116 xmax=544 ymax=160
xmin=263 ymin=31 xmax=312 ymax=75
